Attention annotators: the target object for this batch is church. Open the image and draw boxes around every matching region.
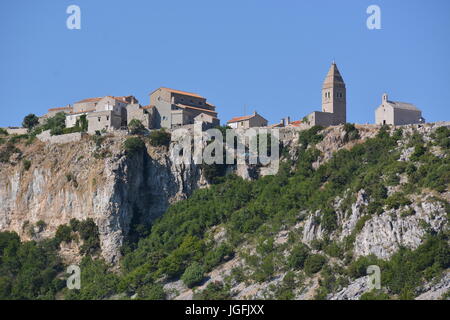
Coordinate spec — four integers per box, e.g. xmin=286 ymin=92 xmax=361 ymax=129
xmin=305 ymin=62 xmax=347 ymax=126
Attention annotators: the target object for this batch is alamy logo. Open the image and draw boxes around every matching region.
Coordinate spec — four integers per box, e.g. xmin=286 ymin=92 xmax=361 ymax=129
xmin=66 ymin=5 xmax=81 ymax=30
xmin=171 ymin=124 xmax=280 ymax=175
xmin=367 ymin=265 xmax=381 ymax=290
xmin=66 ymin=265 xmax=81 ymax=290
xmin=366 ymin=5 xmax=381 ymax=30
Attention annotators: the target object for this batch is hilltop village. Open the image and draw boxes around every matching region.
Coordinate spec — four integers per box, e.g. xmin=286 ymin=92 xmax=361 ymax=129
xmin=2 ymin=62 xmax=426 ymax=137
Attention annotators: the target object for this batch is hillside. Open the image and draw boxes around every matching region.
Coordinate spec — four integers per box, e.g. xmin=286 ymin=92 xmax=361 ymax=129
xmin=0 ymin=123 xmax=449 ymax=300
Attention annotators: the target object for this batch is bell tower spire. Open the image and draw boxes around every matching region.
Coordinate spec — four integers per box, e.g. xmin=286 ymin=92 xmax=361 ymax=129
xmin=322 ymin=61 xmax=346 ymax=125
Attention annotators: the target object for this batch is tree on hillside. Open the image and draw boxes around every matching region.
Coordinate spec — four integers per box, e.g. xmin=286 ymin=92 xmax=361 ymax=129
xmin=128 ymin=119 xmax=146 ymax=135
xmin=22 ymin=114 xmax=39 ymax=131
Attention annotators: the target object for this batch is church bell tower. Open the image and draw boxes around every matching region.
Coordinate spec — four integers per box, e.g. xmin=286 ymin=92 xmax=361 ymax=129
xmin=322 ymin=62 xmax=346 ymax=125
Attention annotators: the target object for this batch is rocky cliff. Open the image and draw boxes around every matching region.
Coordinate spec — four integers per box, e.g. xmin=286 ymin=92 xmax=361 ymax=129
xmin=0 ymin=123 xmax=449 ymax=300
xmin=0 ymin=134 xmax=206 ymax=264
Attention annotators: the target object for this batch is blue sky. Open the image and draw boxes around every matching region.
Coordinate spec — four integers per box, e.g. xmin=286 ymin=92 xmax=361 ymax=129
xmin=1 ymin=0 xmax=449 ymax=127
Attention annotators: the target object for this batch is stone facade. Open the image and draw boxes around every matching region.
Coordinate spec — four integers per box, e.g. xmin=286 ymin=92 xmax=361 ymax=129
xmin=36 ymin=130 xmax=86 ymax=144
xmin=66 ymin=95 xmax=137 ymax=131
xmin=149 ymin=87 xmax=218 ymax=129
xmin=87 ymin=110 xmax=123 ymax=134
xmin=4 ymin=127 xmax=28 ymax=135
xmin=194 ymin=113 xmax=220 ymax=130
xmin=307 ymin=62 xmax=347 ymax=127
xmin=375 ymin=93 xmax=425 ymax=125
xmin=126 ymin=104 xmax=154 ymax=129
xmin=227 ymin=111 xmax=268 ymax=129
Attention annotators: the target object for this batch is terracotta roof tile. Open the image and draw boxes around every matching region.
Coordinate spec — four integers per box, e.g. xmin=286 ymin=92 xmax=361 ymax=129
xmin=74 ymin=97 xmax=102 ymax=104
xmin=153 ymin=87 xmax=204 ymax=99
xmin=289 ymin=120 xmax=303 ymax=127
xmin=176 ymin=104 xmax=217 ymax=115
xmin=227 ymin=114 xmax=255 ymax=123
xmin=48 ymin=106 xmax=73 ymax=112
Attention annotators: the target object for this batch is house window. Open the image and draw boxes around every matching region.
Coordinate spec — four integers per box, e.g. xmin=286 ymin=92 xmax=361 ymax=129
xmin=98 ymin=117 xmax=101 ymax=122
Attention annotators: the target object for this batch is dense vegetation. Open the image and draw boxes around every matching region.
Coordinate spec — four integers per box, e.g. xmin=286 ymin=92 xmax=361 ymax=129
xmin=0 ymin=124 xmax=449 ymax=300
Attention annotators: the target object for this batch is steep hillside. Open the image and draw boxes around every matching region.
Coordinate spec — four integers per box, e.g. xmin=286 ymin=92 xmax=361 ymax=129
xmin=0 ymin=133 xmax=206 ymax=264
xmin=0 ymin=123 xmax=449 ymax=300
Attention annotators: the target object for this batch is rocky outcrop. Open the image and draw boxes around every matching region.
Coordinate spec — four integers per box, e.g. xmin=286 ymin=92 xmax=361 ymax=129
xmin=0 ymin=135 xmax=207 ymax=264
xmin=415 ymin=272 xmax=450 ymax=300
xmin=354 ymin=198 xmax=448 ymax=259
xmin=328 ymin=276 xmax=370 ymax=300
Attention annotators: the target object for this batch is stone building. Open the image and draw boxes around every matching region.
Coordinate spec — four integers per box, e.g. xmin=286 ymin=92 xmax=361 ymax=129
xmin=227 ymin=111 xmax=268 ymax=129
xmin=306 ymin=62 xmax=347 ymax=126
xmin=194 ymin=113 xmax=220 ymax=130
xmin=40 ymin=106 xmax=73 ymax=124
xmin=375 ymin=93 xmax=425 ymax=125
xmin=149 ymin=87 xmax=218 ymax=129
xmin=66 ymin=95 xmax=137 ymax=130
xmin=126 ymin=104 xmax=155 ymax=129
xmin=87 ymin=111 xmax=123 ymax=134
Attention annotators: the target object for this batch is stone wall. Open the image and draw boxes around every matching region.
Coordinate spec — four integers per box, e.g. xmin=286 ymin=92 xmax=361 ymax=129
xmin=5 ymin=127 xmax=28 ymax=135
xmin=37 ymin=130 xmax=86 ymax=144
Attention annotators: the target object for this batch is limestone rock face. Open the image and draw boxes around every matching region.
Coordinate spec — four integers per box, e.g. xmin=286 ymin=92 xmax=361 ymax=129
xmin=0 ymin=136 xmax=206 ymax=264
xmin=328 ymin=276 xmax=370 ymax=300
xmin=415 ymin=272 xmax=450 ymax=300
xmin=354 ymin=199 xmax=448 ymax=259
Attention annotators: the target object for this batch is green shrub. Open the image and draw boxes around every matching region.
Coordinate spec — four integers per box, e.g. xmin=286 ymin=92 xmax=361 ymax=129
xmin=298 ymin=126 xmax=323 ymax=151
xmin=324 ymin=242 xmax=344 ymax=258
xmin=304 ymin=254 xmax=327 ymax=275
xmin=288 ymin=244 xmax=310 ymax=269
xmin=123 ymin=137 xmax=146 ymax=155
xmin=128 ymin=119 xmax=146 ymax=135
xmin=137 ymin=283 xmax=166 ymax=300
xmin=55 ymin=225 xmax=73 ymax=244
xmin=22 ymin=114 xmax=39 ymax=131
xmin=77 ymin=219 xmax=100 ymax=255
xmin=385 ymin=192 xmax=411 ymax=210
xmin=410 ymin=144 xmax=426 ymax=161
xmin=321 ymin=208 xmax=338 ymax=233
xmin=354 ymin=215 xmax=371 ymax=234
xmin=347 ymin=255 xmax=380 ymax=279
xmin=343 ymin=123 xmax=360 ymax=142
xmin=36 ymin=220 xmax=46 ymax=232
xmin=194 ymin=281 xmax=232 ymax=300
xmin=360 ymin=290 xmax=390 ymax=300
xmin=148 ymin=129 xmax=171 ymax=147
xmin=432 ymin=126 xmax=450 ymax=148
xmin=22 ymin=159 xmax=31 ymax=171
xmin=0 ymin=128 xmax=8 ymax=135
xmin=0 ymin=143 xmax=21 ymax=163
xmin=181 ymin=262 xmax=205 ymax=288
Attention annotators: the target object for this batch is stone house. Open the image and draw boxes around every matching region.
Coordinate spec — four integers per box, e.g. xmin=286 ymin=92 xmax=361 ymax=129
xmin=67 ymin=95 xmax=138 ymax=130
xmin=305 ymin=62 xmax=347 ymax=127
xmin=194 ymin=113 xmax=220 ymax=130
xmin=87 ymin=111 xmax=123 ymax=134
xmin=149 ymin=87 xmax=218 ymax=129
xmin=375 ymin=93 xmax=425 ymax=125
xmin=126 ymin=104 xmax=155 ymax=129
xmin=227 ymin=111 xmax=268 ymax=129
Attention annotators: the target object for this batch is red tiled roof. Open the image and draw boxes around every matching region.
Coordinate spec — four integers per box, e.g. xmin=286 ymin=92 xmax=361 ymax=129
xmin=227 ymin=114 xmax=255 ymax=123
xmin=69 ymin=108 xmax=96 ymax=115
xmin=48 ymin=106 xmax=72 ymax=112
xmin=74 ymin=97 xmax=102 ymax=104
xmin=141 ymin=105 xmax=155 ymax=110
xmin=176 ymin=104 xmax=217 ymax=115
xmin=74 ymin=96 xmax=131 ymax=105
xmin=289 ymin=120 xmax=303 ymax=127
xmin=152 ymin=87 xmax=204 ymax=99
